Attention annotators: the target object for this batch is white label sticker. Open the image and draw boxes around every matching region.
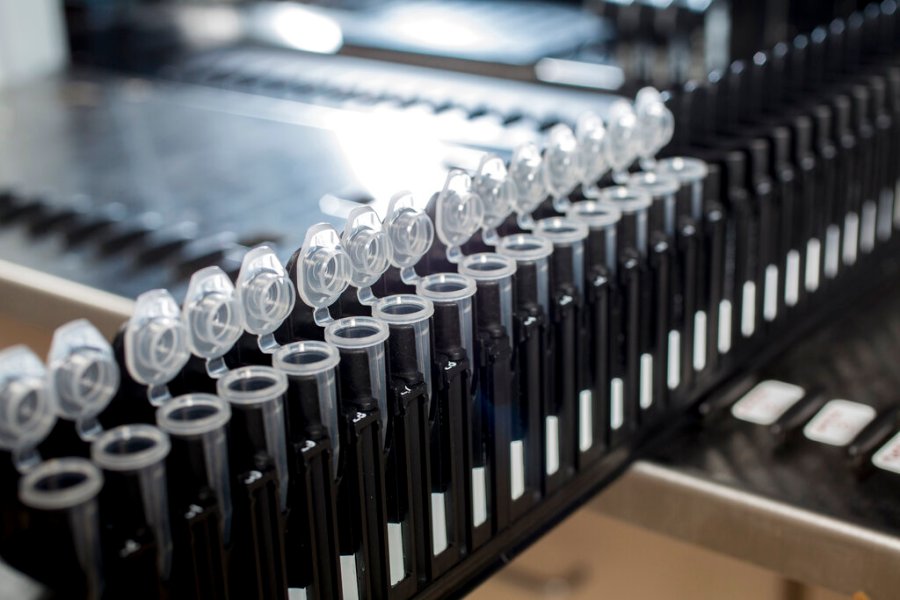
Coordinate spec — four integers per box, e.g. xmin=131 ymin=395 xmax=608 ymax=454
xmin=578 ymin=390 xmax=593 ymax=452
xmin=666 ymin=332 xmax=679 ymax=391
xmin=785 ymin=251 xmax=800 ymax=307
xmin=843 ymin=212 xmax=859 ymax=266
xmin=741 ymin=280 xmax=756 ymax=338
xmin=764 ymin=265 xmax=778 ymax=322
xmin=872 ymin=431 xmax=900 ymax=475
xmin=803 ymin=399 xmax=876 ymax=447
xmin=825 ymin=225 xmax=841 ymax=279
xmin=718 ymin=299 xmax=732 ymax=354
xmin=805 ymin=238 xmax=821 ymax=292
xmin=860 ymin=200 xmax=877 ymax=254
xmin=545 ymin=417 xmax=559 ymax=475
xmin=731 ymin=380 xmax=806 ymax=425
xmin=693 ymin=310 xmax=707 ymax=372
xmin=610 ymin=378 xmax=624 ymax=430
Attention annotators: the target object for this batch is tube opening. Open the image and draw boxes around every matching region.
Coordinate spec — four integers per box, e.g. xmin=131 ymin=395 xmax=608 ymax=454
xmin=19 ymin=458 xmax=103 ymax=511
xmin=157 ymin=394 xmax=231 ymax=437
xmin=91 ymin=425 xmax=171 ymax=472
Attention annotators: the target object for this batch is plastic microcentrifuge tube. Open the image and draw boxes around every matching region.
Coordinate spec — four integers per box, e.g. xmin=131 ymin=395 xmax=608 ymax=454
xmin=272 ymin=340 xmax=341 ymax=479
xmin=508 ymin=143 xmax=549 ymax=230
xmin=342 ymin=206 xmax=392 ymax=306
xmin=472 ymin=154 xmax=515 ymax=245
xmin=295 ymin=224 xmax=352 ymax=326
xmin=384 ymin=191 xmax=435 ymax=285
xmin=91 ymin=424 xmax=173 ymax=578
xmin=156 ymin=393 xmax=232 ymax=543
xmin=625 ymin=171 xmax=681 ymax=238
xmin=598 ymin=186 xmax=653 ymax=258
xmin=534 ymin=217 xmax=590 ymax=298
xmin=457 ymin=253 xmax=517 ymax=344
xmin=182 ymin=266 xmax=245 ymax=377
xmin=47 ymin=319 xmax=119 ymax=442
xmin=497 ymin=234 xmax=553 ymax=314
xmin=18 ymin=457 xmax=104 ymax=600
xmin=654 ymin=157 xmax=710 ymax=222
xmin=416 ymin=273 xmax=477 ymax=366
xmin=324 ymin=317 xmax=390 ymax=445
xmin=634 ymin=87 xmax=675 ymax=170
xmin=371 ymin=295 xmax=433 ymax=407
xmin=235 ymin=246 xmax=297 ymax=353
xmin=605 ymin=100 xmax=640 ymax=184
xmin=435 ymin=170 xmax=485 ymax=264
xmin=0 ymin=346 xmax=58 ymax=471
xmin=541 ymin=124 xmax=582 ymax=213
xmin=567 ymin=201 xmax=622 ymax=277
xmin=575 ymin=112 xmax=610 ymax=198
xmin=125 ymin=289 xmax=191 ymax=406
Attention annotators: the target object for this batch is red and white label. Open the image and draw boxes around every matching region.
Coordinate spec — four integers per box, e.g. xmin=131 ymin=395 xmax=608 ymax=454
xmin=872 ymin=431 xmax=900 ymax=475
xmin=731 ymin=380 xmax=806 ymax=426
xmin=803 ymin=400 xmax=876 ymax=447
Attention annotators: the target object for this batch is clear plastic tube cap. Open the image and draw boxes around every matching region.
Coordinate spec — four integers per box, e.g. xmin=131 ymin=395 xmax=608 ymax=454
xmin=384 ymin=192 xmax=434 ymax=269
xmin=508 ymin=143 xmax=548 ymax=216
xmin=125 ymin=290 xmax=191 ymax=387
xmin=567 ymin=201 xmax=622 ymax=229
xmin=458 ymin=252 xmax=517 ymax=282
xmin=296 ymin=224 xmax=351 ymax=310
xmin=0 ymin=346 xmax=57 ymax=455
xmin=91 ymin=424 xmax=171 ymax=472
xmin=604 ymin=99 xmax=639 ymax=173
xmin=496 ymin=233 xmax=554 ymax=262
xmin=19 ymin=457 xmax=103 ymax=511
xmin=48 ymin=319 xmax=119 ymax=422
xmin=183 ymin=267 xmax=244 ymax=360
xmin=324 ymin=316 xmax=390 ymax=350
xmin=217 ymin=366 xmax=288 ymax=406
xmin=575 ymin=112 xmax=609 ymax=186
xmin=598 ymin=185 xmax=653 ymax=214
xmin=156 ymin=393 xmax=232 ymax=438
xmin=415 ymin=272 xmax=477 ymax=303
xmin=534 ymin=217 xmax=589 ymax=246
xmin=473 ymin=155 xmax=515 ymax=230
xmin=342 ymin=206 xmax=392 ymax=288
xmin=655 ymin=156 xmax=709 ymax=184
xmin=634 ymin=87 xmax=674 ymax=160
xmin=541 ymin=124 xmax=581 ymax=198
xmin=435 ymin=170 xmax=484 ymax=248
xmin=625 ymin=171 xmax=680 ymax=199
xmin=236 ymin=246 xmax=297 ymax=334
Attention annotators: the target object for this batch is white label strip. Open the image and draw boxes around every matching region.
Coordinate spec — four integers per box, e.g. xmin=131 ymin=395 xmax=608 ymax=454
xmin=877 ymin=189 xmax=893 ymax=242
xmin=741 ymin=280 xmax=756 ymax=338
xmin=610 ymin=378 xmax=624 ymax=430
xmin=666 ymin=333 xmax=679 ymax=391
xmin=872 ymin=431 xmax=900 ymax=475
xmin=843 ymin=212 xmax=859 ymax=266
xmin=579 ymin=390 xmax=593 ymax=452
xmin=860 ymin=200 xmax=877 ymax=254
xmin=431 ymin=493 xmax=448 ymax=555
xmin=640 ymin=353 xmax=654 ymax=408
xmin=718 ymin=299 xmax=732 ymax=354
xmin=472 ymin=467 xmax=488 ymax=526
xmin=693 ymin=310 xmax=707 ymax=372
xmin=825 ymin=225 xmax=840 ymax=278
xmin=289 ymin=588 xmax=308 ymax=600
xmin=805 ymin=238 xmax=821 ymax=292
xmin=785 ymin=251 xmax=800 ymax=307
xmin=510 ymin=441 xmax=525 ymax=499
xmin=341 ymin=554 xmax=360 ymax=600
xmin=731 ymin=380 xmax=806 ymax=426
xmin=803 ymin=399 xmax=876 ymax=447
xmin=388 ymin=523 xmax=406 ymax=586
xmin=764 ymin=265 xmax=778 ymax=322
xmin=545 ymin=417 xmax=560 ymax=475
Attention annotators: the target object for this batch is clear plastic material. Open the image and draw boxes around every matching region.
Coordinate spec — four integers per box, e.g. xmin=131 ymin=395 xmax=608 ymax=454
xmin=384 ymin=192 xmax=434 ymax=274
xmin=634 ymin=87 xmax=675 ymax=165
xmin=48 ymin=319 xmax=119 ymax=440
xmin=435 ymin=170 xmax=485 ymax=261
xmin=91 ymin=424 xmax=173 ymax=578
xmin=567 ymin=201 xmax=621 ymax=275
xmin=416 ymin=273 xmax=477 ymax=360
xmin=371 ymin=295 xmax=434 ymax=414
xmin=497 ymin=234 xmax=553 ymax=312
xmin=0 ymin=346 xmax=57 ymax=471
xmin=626 ymin=171 xmax=680 ymax=236
xmin=599 ymin=185 xmax=652 ymax=256
xmin=216 ymin=366 xmax=290 ymax=510
xmin=654 ymin=156 xmax=709 ymax=221
xmin=18 ymin=457 xmax=104 ymax=600
xmin=472 ymin=155 xmax=515 ymax=242
xmin=272 ymin=340 xmax=341 ymax=479
xmin=295 ymin=224 xmax=351 ymax=324
xmin=182 ymin=267 xmax=244 ymax=376
xmin=342 ymin=206 xmax=392 ymax=291
xmin=458 ymin=253 xmax=517 ymax=339
xmin=236 ymin=246 xmax=297 ymax=351
xmin=604 ymin=99 xmax=640 ymax=181
xmin=534 ymin=217 xmax=589 ymax=296
xmin=575 ymin=112 xmax=609 ymax=192
xmin=157 ymin=393 xmax=233 ymax=543
xmin=541 ymin=124 xmax=581 ymax=212
xmin=324 ymin=317 xmax=390 ymax=445
xmin=126 ymin=289 xmax=191 ymax=405
xmin=508 ymin=143 xmax=548 ymax=229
